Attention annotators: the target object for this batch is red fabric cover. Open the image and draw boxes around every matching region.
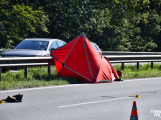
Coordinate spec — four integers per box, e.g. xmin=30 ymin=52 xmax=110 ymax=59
xmin=51 ymin=33 xmax=119 ymax=83
xmin=104 ymin=57 xmax=119 ymax=79
xmin=96 ymin=57 xmax=115 ymax=82
xmin=117 ymin=70 xmax=124 ymax=77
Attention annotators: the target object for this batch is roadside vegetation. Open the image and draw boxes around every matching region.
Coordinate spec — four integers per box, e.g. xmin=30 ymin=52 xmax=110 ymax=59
xmin=1 ymin=0 xmax=161 ymax=52
xmin=1 ymin=63 xmax=161 ymax=90
xmin=114 ymin=63 xmax=161 ymax=79
xmin=0 ymin=66 xmax=79 ymax=90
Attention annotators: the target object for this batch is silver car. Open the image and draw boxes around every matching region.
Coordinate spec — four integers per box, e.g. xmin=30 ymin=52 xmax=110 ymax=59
xmin=91 ymin=42 xmax=102 ymax=56
xmin=0 ymin=38 xmax=66 ymax=57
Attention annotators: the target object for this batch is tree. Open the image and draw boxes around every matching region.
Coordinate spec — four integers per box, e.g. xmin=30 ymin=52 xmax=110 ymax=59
xmin=0 ymin=2 xmax=49 ymax=48
xmin=1 ymin=0 xmax=161 ymax=52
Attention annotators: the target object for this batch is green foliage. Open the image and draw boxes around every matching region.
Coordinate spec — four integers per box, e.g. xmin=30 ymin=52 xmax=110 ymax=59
xmin=0 ymin=2 xmax=49 ymax=48
xmin=1 ymin=0 xmax=161 ymax=51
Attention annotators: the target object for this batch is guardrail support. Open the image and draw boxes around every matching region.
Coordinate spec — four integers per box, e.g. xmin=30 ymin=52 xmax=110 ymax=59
xmin=24 ymin=67 xmax=28 ymax=78
xmin=0 ymin=68 xmax=2 ymax=80
xmin=121 ymin=63 xmax=124 ymax=70
xmin=137 ymin=62 xmax=139 ymax=70
xmin=151 ymin=62 xmax=153 ymax=69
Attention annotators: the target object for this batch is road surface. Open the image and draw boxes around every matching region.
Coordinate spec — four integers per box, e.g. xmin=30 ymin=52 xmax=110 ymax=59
xmin=0 ymin=77 xmax=161 ymax=120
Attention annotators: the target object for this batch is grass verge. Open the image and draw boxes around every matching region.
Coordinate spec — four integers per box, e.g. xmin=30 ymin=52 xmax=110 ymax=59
xmin=113 ymin=63 xmax=161 ymax=79
xmin=0 ymin=63 xmax=161 ymax=90
xmin=0 ymin=66 xmax=80 ymax=90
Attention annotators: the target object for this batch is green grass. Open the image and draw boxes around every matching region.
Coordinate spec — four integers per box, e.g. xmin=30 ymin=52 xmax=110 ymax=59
xmin=113 ymin=63 xmax=161 ymax=79
xmin=0 ymin=66 xmax=80 ymax=90
xmin=1 ymin=63 xmax=161 ymax=90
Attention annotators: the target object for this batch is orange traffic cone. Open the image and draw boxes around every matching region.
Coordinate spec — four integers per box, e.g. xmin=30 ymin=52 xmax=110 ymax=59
xmin=130 ymin=101 xmax=138 ymax=120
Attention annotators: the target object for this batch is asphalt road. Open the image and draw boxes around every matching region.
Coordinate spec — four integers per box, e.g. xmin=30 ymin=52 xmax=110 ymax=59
xmin=0 ymin=77 xmax=161 ymax=120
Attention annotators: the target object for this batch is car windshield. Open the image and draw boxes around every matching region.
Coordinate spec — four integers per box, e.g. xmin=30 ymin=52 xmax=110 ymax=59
xmin=15 ymin=40 xmax=49 ymax=50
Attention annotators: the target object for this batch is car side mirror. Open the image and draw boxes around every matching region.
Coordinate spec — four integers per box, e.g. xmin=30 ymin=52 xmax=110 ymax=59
xmin=10 ymin=46 xmax=15 ymax=49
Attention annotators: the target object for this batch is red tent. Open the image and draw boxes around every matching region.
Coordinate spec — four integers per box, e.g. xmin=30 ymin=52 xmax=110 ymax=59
xmin=50 ymin=33 xmax=119 ymax=83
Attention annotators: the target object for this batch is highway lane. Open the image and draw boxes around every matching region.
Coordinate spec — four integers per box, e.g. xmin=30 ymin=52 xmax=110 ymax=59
xmin=0 ymin=78 xmax=161 ymax=120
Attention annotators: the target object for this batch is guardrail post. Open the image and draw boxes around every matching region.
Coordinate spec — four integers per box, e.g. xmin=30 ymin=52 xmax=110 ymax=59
xmin=137 ymin=62 xmax=139 ymax=70
xmin=151 ymin=62 xmax=153 ymax=69
xmin=0 ymin=68 xmax=2 ymax=81
xmin=24 ymin=67 xmax=28 ymax=78
xmin=48 ymin=65 xmax=51 ymax=75
xmin=121 ymin=63 xmax=124 ymax=70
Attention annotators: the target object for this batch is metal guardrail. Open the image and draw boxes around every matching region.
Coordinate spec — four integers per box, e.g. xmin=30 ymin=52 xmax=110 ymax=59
xmin=0 ymin=57 xmax=54 ymax=79
xmin=102 ymin=51 xmax=161 ymax=55
xmin=0 ymin=57 xmax=54 ymax=67
xmin=1 ymin=54 xmax=161 ymax=79
xmin=105 ymin=55 xmax=161 ymax=70
xmin=106 ymin=55 xmax=161 ymax=62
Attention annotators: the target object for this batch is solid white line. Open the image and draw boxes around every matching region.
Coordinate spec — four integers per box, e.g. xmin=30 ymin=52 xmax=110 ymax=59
xmin=123 ymin=77 xmax=161 ymax=82
xmin=0 ymin=84 xmax=88 ymax=94
xmin=58 ymin=97 xmax=132 ymax=108
xmin=0 ymin=77 xmax=160 ymax=94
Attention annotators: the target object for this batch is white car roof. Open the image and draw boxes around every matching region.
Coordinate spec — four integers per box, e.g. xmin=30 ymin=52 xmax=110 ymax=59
xmin=24 ymin=38 xmax=62 ymax=41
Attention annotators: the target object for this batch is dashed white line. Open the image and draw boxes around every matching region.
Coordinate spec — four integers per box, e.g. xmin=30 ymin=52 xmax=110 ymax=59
xmin=58 ymin=97 xmax=132 ymax=108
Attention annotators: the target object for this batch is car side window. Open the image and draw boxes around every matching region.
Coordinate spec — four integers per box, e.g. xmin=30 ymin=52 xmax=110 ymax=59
xmin=91 ymin=43 xmax=99 ymax=51
xmin=49 ymin=41 xmax=58 ymax=51
xmin=57 ymin=41 xmax=65 ymax=47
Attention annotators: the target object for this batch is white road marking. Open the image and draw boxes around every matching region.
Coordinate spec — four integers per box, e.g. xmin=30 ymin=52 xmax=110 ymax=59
xmin=58 ymin=97 xmax=132 ymax=108
xmin=0 ymin=77 xmax=160 ymax=94
xmin=0 ymin=84 xmax=89 ymax=94
xmin=123 ymin=77 xmax=161 ymax=82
